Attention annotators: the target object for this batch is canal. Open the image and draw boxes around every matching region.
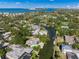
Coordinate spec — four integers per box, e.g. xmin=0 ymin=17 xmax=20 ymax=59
xmin=39 ymin=26 xmax=56 ymax=59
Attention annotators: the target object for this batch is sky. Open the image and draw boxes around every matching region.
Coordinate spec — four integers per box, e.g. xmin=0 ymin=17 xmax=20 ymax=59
xmin=0 ymin=0 xmax=79 ymax=8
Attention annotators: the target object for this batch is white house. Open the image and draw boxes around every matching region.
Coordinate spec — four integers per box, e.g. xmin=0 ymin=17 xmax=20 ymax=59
xmin=39 ymin=30 xmax=47 ymax=35
xmin=2 ymin=32 xmax=11 ymax=40
xmin=38 ymin=42 xmax=44 ymax=48
xmin=26 ymin=37 xmax=40 ymax=47
xmin=61 ymin=44 xmax=72 ymax=54
xmin=64 ymin=35 xmax=75 ymax=44
xmin=32 ymin=25 xmax=40 ymax=35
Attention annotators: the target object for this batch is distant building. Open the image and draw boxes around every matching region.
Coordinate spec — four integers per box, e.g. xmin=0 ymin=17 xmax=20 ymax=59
xmin=64 ymin=35 xmax=75 ymax=44
xmin=61 ymin=26 xmax=69 ymax=29
xmin=6 ymin=45 xmax=33 ymax=59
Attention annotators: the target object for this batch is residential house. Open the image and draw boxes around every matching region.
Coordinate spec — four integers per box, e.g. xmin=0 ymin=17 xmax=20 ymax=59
xmin=26 ymin=37 xmax=40 ymax=47
xmin=2 ymin=32 xmax=11 ymax=41
xmin=61 ymin=44 xmax=79 ymax=59
xmin=64 ymin=35 xmax=75 ymax=44
xmin=61 ymin=44 xmax=72 ymax=54
xmin=19 ymin=52 xmax=31 ymax=59
xmin=32 ymin=25 xmax=40 ymax=35
xmin=39 ymin=30 xmax=47 ymax=35
xmin=75 ymin=37 xmax=79 ymax=43
xmin=66 ymin=52 xmax=78 ymax=59
xmin=6 ymin=45 xmax=33 ymax=59
xmin=31 ymin=25 xmax=47 ymax=36
xmin=72 ymin=50 xmax=79 ymax=59
xmin=3 ymin=42 xmax=9 ymax=47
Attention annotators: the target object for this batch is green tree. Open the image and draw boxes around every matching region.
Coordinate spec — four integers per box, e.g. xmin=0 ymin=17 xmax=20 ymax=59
xmin=0 ymin=48 xmax=6 ymax=57
xmin=10 ymin=25 xmax=32 ymax=45
xmin=72 ymin=43 xmax=79 ymax=49
xmin=39 ymin=40 xmax=54 ymax=59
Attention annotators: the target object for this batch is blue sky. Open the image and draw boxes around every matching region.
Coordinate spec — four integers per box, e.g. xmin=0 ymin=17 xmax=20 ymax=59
xmin=0 ymin=0 xmax=79 ymax=8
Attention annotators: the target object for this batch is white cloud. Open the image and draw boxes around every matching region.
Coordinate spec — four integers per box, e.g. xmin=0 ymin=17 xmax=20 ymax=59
xmin=66 ymin=4 xmax=79 ymax=9
xmin=15 ymin=2 xmax=21 ymax=4
xmin=76 ymin=4 xmax=79 ymax=8
xmin=66 ymin=5 xmax=71 ymax=9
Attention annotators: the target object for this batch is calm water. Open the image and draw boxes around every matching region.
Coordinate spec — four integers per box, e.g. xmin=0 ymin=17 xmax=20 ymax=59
xmin=0 ymin=8 xmax=57 ymax=13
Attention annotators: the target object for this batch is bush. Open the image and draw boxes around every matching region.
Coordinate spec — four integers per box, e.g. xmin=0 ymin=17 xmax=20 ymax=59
xmin=39 ymin=40 xmax=53 ymax=59
xmin=38 ymin=35 xmax=48 ymax=43
xmin=55 ymin=51 xmax=60 ymax=58
xmin=72 ymin=43 xmax=79 ymax=49
xmin=31 ymin=51 xmax=38 ymax=59
xmin=10 ymin=26 xmax=31 ymax=45
xmin=33 ymin=45 xmax=40 ymax=51
xmin=10 ymin=35 xmax=27 ymax=45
